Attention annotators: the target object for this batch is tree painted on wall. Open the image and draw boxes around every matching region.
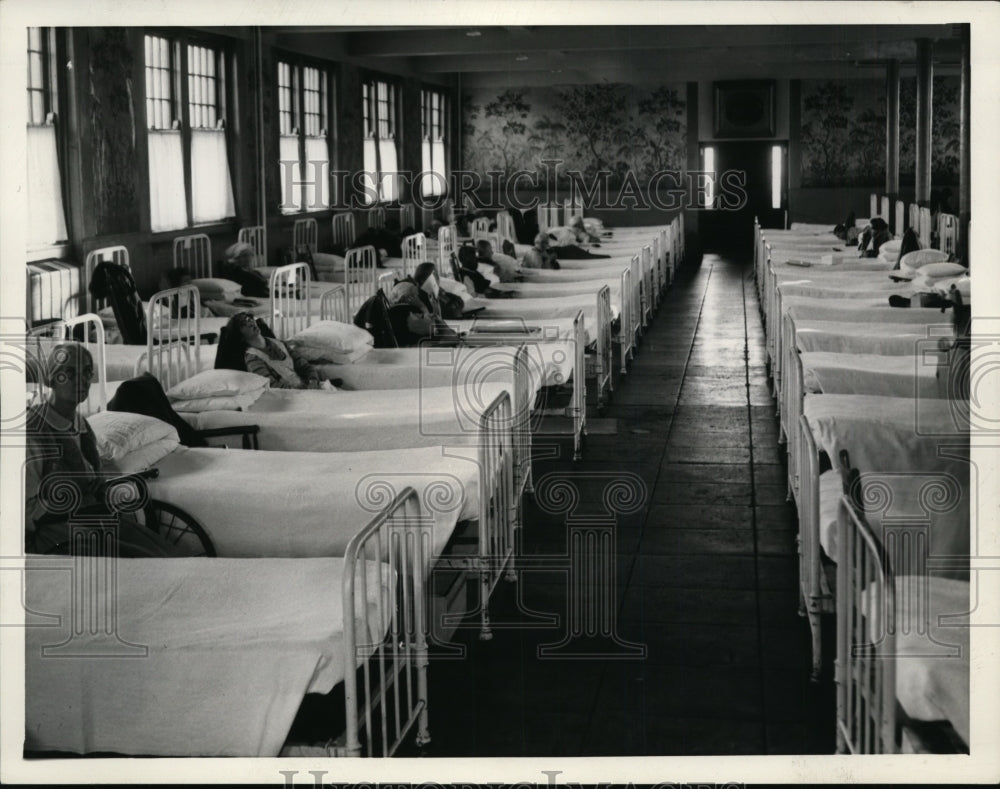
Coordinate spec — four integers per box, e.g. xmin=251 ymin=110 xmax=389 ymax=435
xmin=886 ymin=76 xmax=959 ymax=187
xmin=848 ymin=105 xmax=887 ymax=181
xmin=637 ymin=86 xmax=686 ymax=174
xmin=481 ymin=89 xmax=532 ymax=173
xmin=554 ymin=84 xmax=628 ymax=176
xmin=801 ymin=82 xmax=852 ymax=186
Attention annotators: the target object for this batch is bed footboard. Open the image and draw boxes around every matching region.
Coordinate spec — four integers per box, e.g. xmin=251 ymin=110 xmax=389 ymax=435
xmin=340 ymin=487 xmax=432 ymax=757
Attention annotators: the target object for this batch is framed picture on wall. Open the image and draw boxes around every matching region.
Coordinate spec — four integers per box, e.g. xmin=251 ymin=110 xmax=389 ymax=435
xmin=714 ymin=80 xmax=776 ymax=138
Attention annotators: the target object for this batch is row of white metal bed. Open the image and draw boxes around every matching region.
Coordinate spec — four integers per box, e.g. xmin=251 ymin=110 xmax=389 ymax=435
xmin=753 ymin=211 xmax=970 ymax=754
xmin=22 ymin=210 xmax=686 ymax=759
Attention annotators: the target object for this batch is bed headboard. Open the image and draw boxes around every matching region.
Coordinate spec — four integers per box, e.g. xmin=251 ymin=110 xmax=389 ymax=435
xmin=398 ymin=202 xmax=416 ymax=230
xmin=238 ymin=226 xmax=267 ymax=268
xmin=869 ymin=193 xmax=879 ymax=219
xmin=437 ymin=224 xmax=456 ymax=276
xmin=26 ymin=260 xmax=83 ymax=327
xmin=494 ymin=211 xmax=516 ymax=247
xmin=879 ymin=195 xmax=890 ymax=223
xmin=938 ymin=213 xmax=959 ymax=258
xmin=28 ymin=312 xmax=109 ymax=416
xmin=563 ymin=197 xmax=584 ymax=226
xmin=342 ymin=245 xmax=379 ymax=320
xmin=894 ymin=201 xmax=905 ymax=236
xmin=293 ymin=218 xmax=318 ymax=255
xmin=173 ymin=233 xmax=213 ymax=280
xmin=84 ymin=246 xmax=131 ymax=314
xmin=332 ymin=212 xmax=356 ymax=248
xmin=366 ymin=205 xmax=385 ymax=232
xmin=140 ymin=285 xmax=203 ymax=392
xmin=401 ymin=232 xmax=426 ymax=279
xmin=269 ymin=262 xmax=313 ymax=340
xmin=536 ymin=204 xmax=560 ymax=233
xmin=919 ymin=206 xmax=933 ymax=249
xmin=319 ymin=285 xmax=349 ymax=324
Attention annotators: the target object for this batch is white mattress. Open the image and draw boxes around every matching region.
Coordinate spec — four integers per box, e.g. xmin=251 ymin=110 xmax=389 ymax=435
xmin=491 ymin=279 xmax=623 ymax=316
xmin=545 ymin=255 xmax=637 ymax=271
xmin=768 ymin=256 xmax=891 ymax=273
xmin=803 ymin=394 xmax=970 ymax=562
xmin=471 ymin=293 xmax=614 ymax=344
xmin=105 ymin=342 xmax=218 ymax=381
xmin=183 ymin=383 xmax=512 ymax=452
xmin=801 ymin=351 xmax=942 ymax=399
xmin=316 ymin=343 xmax=571 ymax=396
xmin=777 ymin=276 xmax=911 ymax=301
xmin=147 ymin=445 xmax=480 ymax=559
xmin=795 ymin=320 xmax=941 ymax=356
xmin=864 ymin=576 xmax=970 ymax=746
xmin=784 ymin=296 xmax=954 ymax=325
xmin=24 ymin=556 xmax=388 ymax=756
xmin=517 ymin=265 xmax=631 ymax=283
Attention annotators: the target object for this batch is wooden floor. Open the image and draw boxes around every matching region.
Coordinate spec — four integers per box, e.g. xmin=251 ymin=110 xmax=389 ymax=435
xmin=410 ymin=251 xmax=837 ymax=756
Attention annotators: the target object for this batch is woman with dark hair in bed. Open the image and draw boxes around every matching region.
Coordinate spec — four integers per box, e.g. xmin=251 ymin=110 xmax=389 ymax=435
xmin=24 ymin=344 xmax=182 ymax=556
xmin=858 ymin=217 xmax=892 ymax=258
xmin=218 ymin=313 xmax=338 ymax=390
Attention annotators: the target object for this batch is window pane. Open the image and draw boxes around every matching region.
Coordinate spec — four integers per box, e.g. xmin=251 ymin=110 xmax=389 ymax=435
xmin=145 ymin=35 xmax=173 ymax=129
xmin=188 ymin=44 xmax=222 ymax=129
xmin=279 ymin=135 xmax=303 ymax=213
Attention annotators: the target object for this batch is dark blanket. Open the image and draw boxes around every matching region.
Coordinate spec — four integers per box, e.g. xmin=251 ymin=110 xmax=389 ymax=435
xmin=107 ymin=373 xmax=206 ymax=447
xmin=88 ymin=261 xmax=147 ymax=345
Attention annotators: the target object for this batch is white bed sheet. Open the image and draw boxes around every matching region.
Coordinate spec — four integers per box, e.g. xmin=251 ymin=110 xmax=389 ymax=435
xmin=183 ymin=383 xmax=512 ymax=452
xmin=801 ymin=351 xmax=941 ymax=399
xmin=315 ymin=343 xmax=571 ymax=397
xmin=147 ymin=445 xmax=480 ymax=559
xmin=872 ymin=575 xmax=970 ymax=746
xmin=25 ymin=556 xmax=388 ymax=756
xmin=795 ymin=320 xmax=945 ymax=356
xmin=784 ymin=297 xmax=954 ymax=325
xmin=471 ymin=293 xmax=613 ymax=344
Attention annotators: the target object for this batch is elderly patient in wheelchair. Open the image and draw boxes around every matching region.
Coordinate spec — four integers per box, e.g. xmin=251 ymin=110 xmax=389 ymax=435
xmin=24 ymin=343 xmax=185 ymax=557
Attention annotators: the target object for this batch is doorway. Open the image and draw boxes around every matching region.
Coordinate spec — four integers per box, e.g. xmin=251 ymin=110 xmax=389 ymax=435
xmin=698 ymin=141 xmax=787 ymax=253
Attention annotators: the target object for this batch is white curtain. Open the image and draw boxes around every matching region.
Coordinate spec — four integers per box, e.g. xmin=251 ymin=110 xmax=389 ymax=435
xmin=421 ymin=139 xmax=447 ymax=197
xmin=148 ymin=130 xmax=187 ymax=232
xmin=304 ymin=137 xmax=329 ymax=210
xmin=362 ymin=139 xmax=378 ymax=206
xmin=26 ymin=124 xmax=68 ymax=247
xmin=191 ymin=129 xmax=235 ymax=224
xmin=378 ymin=139 xmax=398 ymax=203
xmin=279 ymin=135 xmax=302 ymax=214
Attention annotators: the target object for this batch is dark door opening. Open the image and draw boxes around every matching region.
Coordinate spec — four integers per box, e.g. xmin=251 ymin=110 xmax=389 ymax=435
xmin=698 ymin=141 xmax=787 ymax=253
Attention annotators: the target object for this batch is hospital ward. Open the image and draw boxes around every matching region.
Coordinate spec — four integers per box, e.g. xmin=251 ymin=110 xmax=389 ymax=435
xmin=5 ymin=18 xmax=991 ymax=766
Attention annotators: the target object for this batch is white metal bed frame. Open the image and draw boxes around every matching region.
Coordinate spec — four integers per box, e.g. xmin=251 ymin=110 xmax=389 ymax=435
xmin=536 ymin=204 xmax=560 ymax=233
xmin=238 ymin=225 xmax=267 ymax=267
xmin=870 ymin=193 xmax=879 ymax=220
xmin=367 ymin=205 xmax=386 ymax=231
xmin=835 ymin=492 xmax=896 ymax=754
xmin=918 ymin=206 xmax=933 ymax=250
xmin=84 ymin=245 xmax=131 ymax=314
xmin=401 ymin=232 xmax=426 ymax=279
xmin=333 ymin=212 xmax=357 ymax=248
xmin=268 ymin=262 xmax=314 ymax=340
xmin=938 ymin=213 xmax=959 ymax=257
xmin=399 ymin=203 xmax=415 ymax=231
xmin=879 ymin=195 xmax=890 ymax=223
xmin=893 ymin=200 xmax=905 ymax=237
xmin=27 ymin=312 xmax=109 ymax=415
xmin=436 ymin=224 xmax=457 ymax=275
xmin=134 ymin=284 xmax=205 ymax=391
xmin=172 ymin=233 xmax=213 ymax=279
xmin=294 ymin=217 xmax=319 ymax=255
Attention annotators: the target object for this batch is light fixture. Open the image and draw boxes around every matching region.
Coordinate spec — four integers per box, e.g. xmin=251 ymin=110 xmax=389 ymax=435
xmin=466 ymin=30 xmax=481 ymax=37
xmin=515 ymin=54 xmax=529 ymax=61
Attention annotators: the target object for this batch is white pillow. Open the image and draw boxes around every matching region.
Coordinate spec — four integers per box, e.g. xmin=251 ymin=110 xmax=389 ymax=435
xmin=88 ymin=411 xmax=179 ymax=462
xmin=440 ymin=277 xmax=473 ymax=301
xmin=171 ymin=390 xmax=265 ymax=413
xmin=917 ymin=261 xmax=967 ymax=280
xmin=103 ymin=435 xmax=179 ymax=473
xmin=166 ymin=369 xmax=269 ymax=401
xmin=899 ymin=249 xmax=950 ymax=275
xmin=880 ymin=239 xmax=902 ymax=255
xmin=288 ymin=320 xmax=374 ymax=355
xmin=288 ymin=342 xmax=372 ymax=365
xmin=928 ymin=275 xmax=971 ymax=301
xmin=190 ymin=278 xmax=243 ymax=302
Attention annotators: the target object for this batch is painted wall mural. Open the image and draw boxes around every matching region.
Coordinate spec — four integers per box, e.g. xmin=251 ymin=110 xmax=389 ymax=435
xmin=461 ymin=83 xmax=687 ymax=186
xmin=800 ymin=76 xmax=960 ymax=188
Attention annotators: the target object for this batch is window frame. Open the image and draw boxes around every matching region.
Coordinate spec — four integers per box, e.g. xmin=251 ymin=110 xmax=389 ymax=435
xmin=420 ymin=86 xmax=449 ymax=198
xmin=143 ymin=27 xmax=237 ymax=233
xmin=361 ymin=73 xmax=401 ymax=205
xmin=26 ymin=26 xmax=71 ymax=260
xmin=276 ymin=51 xmax=337 ymax=215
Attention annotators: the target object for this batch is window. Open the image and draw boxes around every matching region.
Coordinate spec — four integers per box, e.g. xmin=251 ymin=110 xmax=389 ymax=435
xmin=278 ymin=60 xmax=333 ymax=214
xmin=421 ymin=89 xmax=448 ymax=197
xmin=771 ymin=144 xmax=784 ymax=210
xmin=362 ymin=78 xmax=398 ymax=204
xmin=701 ymin=146 xmax=716 ymax=209
xmin=26 ymin=27 xmax=68 ymax=249
xmin=144 ymin=34 xmax=235 ymax=232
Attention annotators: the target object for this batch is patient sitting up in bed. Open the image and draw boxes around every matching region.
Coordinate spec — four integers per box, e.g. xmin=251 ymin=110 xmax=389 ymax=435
xmin=858 ymin=217 xmax=892 ymax=258
xmin=387 ymin=263 xmax=461 ymax=346
xmin=476 ymin=240 xmax=523 ymax=283
xmin=221 ymin=313 xmax=337 ymax=389
xmin=219 ymin=243 xmax=270 ymax=298
xmin=522 ymin=233 xmax=561 ymax=270
xmin=24 ymin=344 xmax=183 ymax=557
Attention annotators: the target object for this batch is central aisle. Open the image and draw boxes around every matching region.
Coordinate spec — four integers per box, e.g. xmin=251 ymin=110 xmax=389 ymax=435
xmin=421 ymin=253 xmax=836 ymax=756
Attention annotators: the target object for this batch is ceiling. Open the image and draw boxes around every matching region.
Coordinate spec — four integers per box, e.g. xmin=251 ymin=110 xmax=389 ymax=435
xmin=273 ymin=25 xmax=965 ymax=87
